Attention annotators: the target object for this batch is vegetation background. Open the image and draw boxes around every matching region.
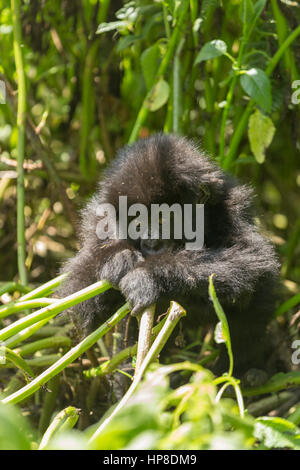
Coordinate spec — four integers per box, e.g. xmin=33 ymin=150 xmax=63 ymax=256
xmin=0 ymin=0 xmax=300 ymax=450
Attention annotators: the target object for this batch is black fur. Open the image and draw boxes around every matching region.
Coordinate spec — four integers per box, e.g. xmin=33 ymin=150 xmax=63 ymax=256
xmin=58 ymin=134 xmax=279 ymax=375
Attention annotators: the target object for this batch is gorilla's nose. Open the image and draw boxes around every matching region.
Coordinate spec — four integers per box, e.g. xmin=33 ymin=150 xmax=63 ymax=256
xmin=140 ymin=238 xmax=169 ymax=256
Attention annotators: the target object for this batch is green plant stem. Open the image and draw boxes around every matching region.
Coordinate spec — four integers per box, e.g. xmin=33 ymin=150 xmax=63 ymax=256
xmin=271 ymin=0 xmax=298 ymax=80
xmin=219 ymin=74 xmax=238 ymax=160
xmin=4 ymin=319 xmax=53 ymax=349
xmin=0 ymin=280 xmax=111 ymax=342
xmin=38 ymin=376 xmax=60 ymax=435
xmin=209 ymin=274 xmax=233 ymax=377
xmin=248 ymin=391 xmax=294 ymax=417
xmin=214 ymin=375 xmax=245 ymax=418
xmin=11 ymin=0 xmax=27 ymax=285
xmin=275 ymin=292 xmax=300 ymax=317
xmin=79 ymin=40 xmax=99 ymax=177
xmin=282 ymin=219 xmax=300 ymax=277
xmin=1 ymin=354 xmax=61 ymax=369
xmin=84 ymin=315 xmax=167 ymax=378
xmin=39 ymin=406 xmax=80 ymax=450
xmin=162 ymin=2 xmax=171 ymax=39
xmin=242 ymin=371 xmax=300 ymax=397
xmin=288 ymin=403 xmax=300 ymax=426
xmin=128 ymin=1 xmax=189 ymax=143
xmin=20 ymin=273 xmax=68 ymax=301
xmin=134 ymin=304 xmax=155 ymax=377
xmin=0 ymin=298 xmax=58 ymax=319
xmin=88 ymin=301 xmax=186 ymax=444
xmin=0 ymin=346 xmax=34 ymax=378
xmin=2 ymin=302 xmax=130 ymax=405
xmin=14 ymin=336 xmax=71 ymax=356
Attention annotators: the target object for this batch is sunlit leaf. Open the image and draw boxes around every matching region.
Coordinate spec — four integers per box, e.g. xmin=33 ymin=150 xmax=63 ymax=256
xmin=248 ymin=109 xmax=275 ymax=163
xmin=240 ymin=68 xmax=272 ymax=112
xmin=254 ymin=417 xmax=300 ymax=450
xmin=146 ymin=80 xmax=170 ymax=111
xmin=194 ymin=40 xmax=227 ymax=65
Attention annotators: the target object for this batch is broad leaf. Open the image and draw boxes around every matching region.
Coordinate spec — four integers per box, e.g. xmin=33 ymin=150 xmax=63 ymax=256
xmin=141 ymin=45 xmax=160 ymax=91
xmin=254 ymin=417 xmax=300 ymax=450
xmin=239 ymin=0 xmax=254 ymax=24
xmin=248 ymin=109 xmax=275 ymax=163
xmin=194 ymin=40 xmax=227 ymax=65
xmin=146 ymin=80 xmax=170 ymax=112
xmin=240 ymin=68 xmax=272 ymax=113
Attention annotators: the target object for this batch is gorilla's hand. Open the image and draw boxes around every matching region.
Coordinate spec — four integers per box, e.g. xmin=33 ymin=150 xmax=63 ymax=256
xmin=99 ymin=248 xmax=144 ymax=287
xmin=119 ymin=267 xmax=160 ymax=316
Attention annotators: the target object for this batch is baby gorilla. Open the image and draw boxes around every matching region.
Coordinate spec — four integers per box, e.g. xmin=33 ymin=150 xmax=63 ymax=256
xmin=59 ymin=133 xmax=279 ymax=376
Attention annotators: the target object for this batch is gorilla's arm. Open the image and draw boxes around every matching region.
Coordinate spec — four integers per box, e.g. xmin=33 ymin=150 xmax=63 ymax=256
xmin=58 ymin=240 xmax=144 ymax=331
xmin=119 ymin=227 xmax=279 ymax=315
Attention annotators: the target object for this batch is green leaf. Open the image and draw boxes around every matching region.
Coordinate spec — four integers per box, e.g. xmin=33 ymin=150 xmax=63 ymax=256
xmin=240 ymin=68 xmax=272 ymax=113
xmin=141 ymin=45 xmax=161 ymax=91
xmin=0 ymin=403 xmax=32 ymax=450
xmin=248 ymin=109 xmax=275 ymax=163
xmin=96 ymin=20 xmax=129 ymax=34
xmin=146 ymin=80 xmax=170 ymax=112
xmin=194 ymin=39 xmax=227 ymax=65
xmin=239 ymin=0 xmax=254 ymax=24
xmin=252 ymin=0 xmax=267 ymax=22
xmin=254 ymin=417 xmax=300 ymax=450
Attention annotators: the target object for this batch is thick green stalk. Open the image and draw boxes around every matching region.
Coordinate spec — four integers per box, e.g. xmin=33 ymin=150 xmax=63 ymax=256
xmin=172 ymin=38 xmax=185 ymax=134
xmin=88 ymin=301 xmax=186 ymax=444
xmin=0 ymin=280 xmax=111 ymax=342
xmin=128 ymin=1 xmax=189 ymax=143
xmin=275 ymin=292 xmax=300 ymax=317
xmin=242 ymin=371 xmax=300 ymax=397
xmin=2 ymin=302 xmax=130 ymax=405
xmin=4 ymin=318 xmax=54 ymax=349
xmin=11 ymin=0 xmax=27 ymax=285
xmin=0 ymin=282 xmax=30 ymax=297
xmin=15 ymin=336 xmax=71 ymax=356
xmin=20 ymin=273 xmax=68 ymax=301
xmin=271 ymin=0 xmax=298 ymax=80
xmin=0 ymin=298 xmax=57 ymax=319
xmin=0 ymin=346 xmax=34 ymax=378
xmin=79 ymin=0 xmax=110 ymax=177
xmin=84 ymin=315 xmax=167 ymax=378
xmin=79 ymin=40 xmax=98 ymax=177
xmin=219 ymin=75 xmax=239 ymax=161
